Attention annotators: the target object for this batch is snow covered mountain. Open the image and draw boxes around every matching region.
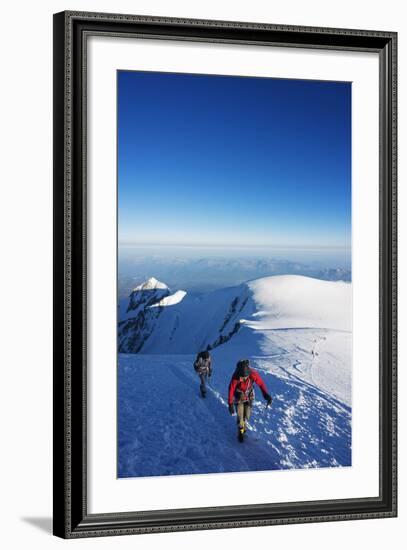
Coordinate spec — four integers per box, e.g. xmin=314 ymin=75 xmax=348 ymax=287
xmin=118 ymin=274 xmax=351 ymax=358
xmin=118 ymin=274 xmax=352 ymax=477
xmin=118 ymin=275 xmax=249 ymax=354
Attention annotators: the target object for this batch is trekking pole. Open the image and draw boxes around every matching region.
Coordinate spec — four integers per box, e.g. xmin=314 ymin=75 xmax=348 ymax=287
xmin=264 ymin=399 xmax=272 ymax=414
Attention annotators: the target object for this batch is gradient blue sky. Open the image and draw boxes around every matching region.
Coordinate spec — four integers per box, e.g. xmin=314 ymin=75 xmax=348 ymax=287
xmin=118 ymin=71 xmax=351 ymax=248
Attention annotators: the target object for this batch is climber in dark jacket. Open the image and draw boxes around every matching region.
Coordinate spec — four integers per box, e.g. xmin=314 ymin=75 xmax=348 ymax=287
xmin=228 ymin=359 xmax=272 ymax=441
xmin=193 ymin=350 xmax=212 ymax=398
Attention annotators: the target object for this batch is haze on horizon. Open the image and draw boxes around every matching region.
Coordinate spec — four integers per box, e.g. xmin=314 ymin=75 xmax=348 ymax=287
xmin=117 ymin=243 xmax=351 ymax=299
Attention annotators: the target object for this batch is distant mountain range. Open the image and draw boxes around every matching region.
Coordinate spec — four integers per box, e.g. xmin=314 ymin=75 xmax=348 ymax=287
xmin=118 ymin=255 xmax=351 ymax=298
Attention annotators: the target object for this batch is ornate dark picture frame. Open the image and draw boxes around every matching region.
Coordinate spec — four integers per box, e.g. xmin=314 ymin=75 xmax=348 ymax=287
xmin=53 ymin=11 xmax=397 ymax=539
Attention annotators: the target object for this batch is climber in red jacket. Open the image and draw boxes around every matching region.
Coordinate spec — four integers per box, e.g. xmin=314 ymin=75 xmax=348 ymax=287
xmin=228 ymin=359 xmax=272 ymax=442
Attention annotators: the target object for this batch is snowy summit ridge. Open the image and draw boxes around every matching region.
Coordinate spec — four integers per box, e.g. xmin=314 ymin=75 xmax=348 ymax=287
xmin=119 ymin=274 xmax=351 ymax=354
xmin=118 ymin=274 xmax=353 ymax=477
xmin=118 ymin=274 xmax=351 ymax=399
xmin=133 ymin=276 xmax=168 ymax=292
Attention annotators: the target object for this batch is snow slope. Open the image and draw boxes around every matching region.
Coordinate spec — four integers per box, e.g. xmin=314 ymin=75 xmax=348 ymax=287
xmin=118 ymin=274 xmax=352 ymax=477
xmin=118 ymin=350 xmax=351 ymax=477
xmin=118 ymin=275 xmax=350 ymax=353
xmin=246 ymin=275 xmax=351 ymax=331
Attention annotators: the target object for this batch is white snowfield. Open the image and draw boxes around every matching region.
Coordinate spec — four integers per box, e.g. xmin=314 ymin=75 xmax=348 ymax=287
xmin=246 ymin=275 xmax=351 ymax=331
xmin=149 ymin=290 xmax=187 ymax=308
xmin=118 ymin=275 xmax=352 ymax=478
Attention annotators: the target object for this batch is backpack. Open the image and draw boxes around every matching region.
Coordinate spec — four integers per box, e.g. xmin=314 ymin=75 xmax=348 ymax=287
xmin=194 ymin=352 xmax=211 ymax=374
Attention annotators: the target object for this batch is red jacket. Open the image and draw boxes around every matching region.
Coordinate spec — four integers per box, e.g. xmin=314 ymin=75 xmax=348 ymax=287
xmin=228 ymin=368 xmax=269 ymax=405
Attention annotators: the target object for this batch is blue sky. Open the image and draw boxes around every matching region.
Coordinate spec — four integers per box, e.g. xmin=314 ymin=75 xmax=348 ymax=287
xmin=118 ymin=71 xmax=351 ymax=249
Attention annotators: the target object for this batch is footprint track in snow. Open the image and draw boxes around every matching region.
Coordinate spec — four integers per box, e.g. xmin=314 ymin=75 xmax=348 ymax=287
xmin=118 ymin=354 xmax=351 ymax=477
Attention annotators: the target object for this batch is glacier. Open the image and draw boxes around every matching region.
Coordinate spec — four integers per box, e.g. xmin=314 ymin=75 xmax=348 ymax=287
xmin=118 ymin=274 xmax=352 ymax=477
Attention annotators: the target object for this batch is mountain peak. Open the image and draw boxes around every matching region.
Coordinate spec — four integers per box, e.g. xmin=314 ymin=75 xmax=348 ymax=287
xmin=133 ymin=277 xmax=168 ymax=292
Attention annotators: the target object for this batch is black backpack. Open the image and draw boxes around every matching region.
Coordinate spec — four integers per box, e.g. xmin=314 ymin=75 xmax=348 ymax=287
xmin=194 ymin=351 xmax=210 ymax=372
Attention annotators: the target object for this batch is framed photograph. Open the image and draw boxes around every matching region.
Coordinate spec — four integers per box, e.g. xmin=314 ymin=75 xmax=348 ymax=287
xmin=53 ymin=11 xmax=397 ymax=538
